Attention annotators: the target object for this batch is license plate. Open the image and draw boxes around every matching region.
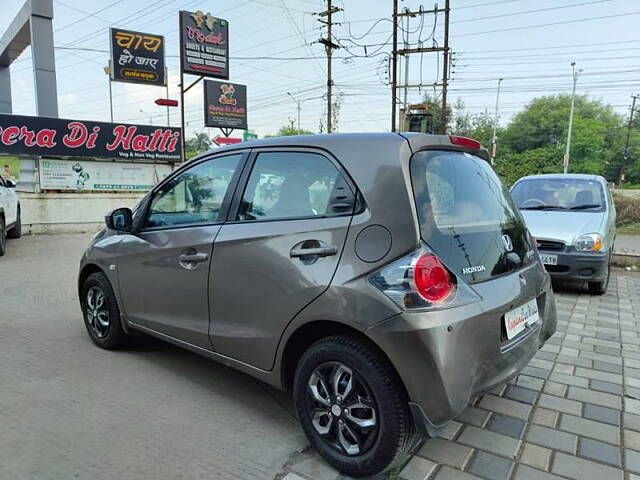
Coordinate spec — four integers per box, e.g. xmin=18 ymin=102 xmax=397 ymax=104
xmin=504 ymin=298 xmax=540 ymax=340
xmin=540 ymin=254 xmax=558 ymax=265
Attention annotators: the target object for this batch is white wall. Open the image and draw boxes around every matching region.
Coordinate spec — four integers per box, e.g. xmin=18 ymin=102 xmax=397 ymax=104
xmin=19 ymin=192 xmax=146 ymax=234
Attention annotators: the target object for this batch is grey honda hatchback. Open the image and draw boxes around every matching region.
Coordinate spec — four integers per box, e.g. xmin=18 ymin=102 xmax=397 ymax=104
xmin=79 ymin=133 xmax=556 ymax=477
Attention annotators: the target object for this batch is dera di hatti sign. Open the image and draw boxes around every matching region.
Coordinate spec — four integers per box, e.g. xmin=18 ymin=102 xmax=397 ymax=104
xmin=0 ymin=114 xmax=182 ymax=162
xmin=110 ymin=28 xmax=166 ymax=86
xmin=180 ymin=10 xmax=229 ymax=79
xmin=204 ymin=79 xmax=247 ymax=129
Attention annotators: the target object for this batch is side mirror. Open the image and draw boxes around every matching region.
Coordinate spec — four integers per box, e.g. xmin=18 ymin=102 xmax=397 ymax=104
xmin=4 ymin=179 xmax=16 ymax=188
xmin=106 ymin=207 xmax=133 ymax=232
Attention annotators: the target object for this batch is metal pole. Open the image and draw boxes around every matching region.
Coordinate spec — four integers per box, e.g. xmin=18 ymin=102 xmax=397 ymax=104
xmin=180 ymin=70 xmax=186 ymax=162
xmin=621 ymin=94 xmax=638 ymax=186
xmin=165 ymin=66 xmax=170 ymax=126
xmin=403 ymin=10 xmax=410 ymax=111
xmin=440 ymin=0 xmax=450 ymax=134
xmin=391 ymin=0 xmax=398 ymax=132
xmin=564 ymin=62 xmax=579 ymax=174
xmin=287 ymin=92 xmax=301 ymax=133
xmin=327 ymin=0 xmax=333 ymax=133
xmin=108 ymin=61 xmax=114 ymax=123
xmin=490 ymin=78 xmax=503 ymax=165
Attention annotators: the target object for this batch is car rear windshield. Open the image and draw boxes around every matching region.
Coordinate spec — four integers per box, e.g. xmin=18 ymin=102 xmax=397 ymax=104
xmin=511 ymin=177 xmax=606 ymax=212
xmin=410 ymin=150 xmax=534 ymax=283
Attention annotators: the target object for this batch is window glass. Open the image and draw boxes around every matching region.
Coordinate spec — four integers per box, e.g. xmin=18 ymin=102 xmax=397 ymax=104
xmin=146 ymin=154 xmax=241 ymax=228
xmin=239 ymin=152 xmax=343 ymax=220
xmin=411 ymin=150 xmax=533 ymax=283
xmin=511 ymin=177 xmax=605 ymax=212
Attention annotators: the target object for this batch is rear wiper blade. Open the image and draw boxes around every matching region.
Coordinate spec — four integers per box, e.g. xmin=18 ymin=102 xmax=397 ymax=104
xmin=569 ymin=204 xmax=601 ymax=210
xmin=520 ymin=205 xmax=568 ymax=211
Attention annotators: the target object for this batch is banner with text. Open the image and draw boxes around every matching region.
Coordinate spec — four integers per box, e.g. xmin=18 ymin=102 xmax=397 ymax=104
xmin=110 ymin=28 xmax=166 ymax=86
xmin=0 ymin=114 xmax=181 ymax=162
xmin=204 ymin=79 xmax=247 ymax=129
xmin=39 ymin=159 xmax=172 ymax=191
xmin=180 ymin=10 xmax=229 ymax=79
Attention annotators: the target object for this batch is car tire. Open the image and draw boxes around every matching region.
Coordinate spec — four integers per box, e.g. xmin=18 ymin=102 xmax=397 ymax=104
xmin=7 ymin=207 xmax=22 ymax=239
xmin=293 ymin=334 xmax=416 ymax=477
xmin=588 ymin=261 xmax=610 ymax=295
xmin=0 ymin=216 xmax=6 ymax=256
xmin=81 ymin=272 xmax=127 ymax=349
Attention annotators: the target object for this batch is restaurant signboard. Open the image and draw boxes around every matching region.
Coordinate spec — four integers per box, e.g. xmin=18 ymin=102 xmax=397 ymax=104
xmin=110 ymin=28 xmax=166 ymax=86
xmin=179 ymin=10 xmax=229 ymax=79
xmin=204 ymin=79 xmax=247 ymax=129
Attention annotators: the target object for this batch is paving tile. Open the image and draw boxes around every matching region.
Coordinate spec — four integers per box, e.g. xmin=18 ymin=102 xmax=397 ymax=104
xmin=552 ymin=363 xmax=575 ymax=375
xmin=566 ymin=386 xmax=621 ymax=409
xmin=537 ymin=394 xmax=582 ymax=415
xmin=531 ymin=408 xmax=558 ymax=428
xmin=478 ymin=395 xmax=532 ymax=420
xmin=504 ymin=386 xmax=538 ymax=405
xmin=626 ymin=397 xmax=640 ymax=414
xmin=456 ymin=407 xmax=490 ymax=428
xmin=554 ymin=354 xmax=592 ymax=369
xmin=559 ymin=414 xmax=619 ymax=445
xmin=593 ymin=360 xmax=623 ymax=374
xmin=625 ymin=429 xmax=640 ymax=451
xmin=521 ymin=366 xmax=550 ymax=380
xmin=283 ymin=474 xmax=307 ymax=480
xmin=578 ymin=437 xmax=621 ymax=467
xmin=530 ymin=358 xmax=555 ymax=371
xmin=594 ymin=345 xmax=621 ymax=356
xmin=437 ymin=421 xmax=463 ymax=441
xmin=574 ymin=367 xmax=623 ymax=384
xmin=486 ymin=414 xmax=526 ymax=439
xmin=551 ymin=452 xmax=623 ymax=480
xmin=589 ymin=379 xmax=623 ymax=395
xmin=466 ymin=450 xmax=514 ymax=480
xmin=548 ymin=373 xmax=588 ymax=388
xmin=626 ymin=449 xmax=640 ymax=474
xmin=419 ymin=438 xmax=473 ymax=469
xmin=434 ymin=466 xmax=482 ymax=480
xmin=515 ymin=465 xmax=565 ymax=480
xmin=535 ymin=351 xmax=557 ymax=362
xmin=583 ymin=404 xmax=620 ymax=426
xmin=526 ymin=424 xmax=577 ymax=453
xmin=458 ymin=426 xmax=520 ymax=459
xmin=514 ymin=375 xmax=544 ymax=392
xmin=624 ymin=412 xmax=640 ymax=432
xmin=580 ymin=351 xmax=623 ymax=366
xmin=399 ymin=456 xmax=438 ymax=480
xmin=289 ymin=452 xmax=340 ymax=480
xmin=519 ymin=443 xmax=551 ymax=471
xmin=543 ymin=381 xmax=567 ymax=398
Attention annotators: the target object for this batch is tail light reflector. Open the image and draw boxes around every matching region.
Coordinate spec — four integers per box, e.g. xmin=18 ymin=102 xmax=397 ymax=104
xmin=414 ymin=254 xmax=454 ymax=302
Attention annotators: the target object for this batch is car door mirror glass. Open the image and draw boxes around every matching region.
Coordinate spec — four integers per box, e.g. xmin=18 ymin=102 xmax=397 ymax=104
xmin=106 ymin=207 xmax=133 ymax=231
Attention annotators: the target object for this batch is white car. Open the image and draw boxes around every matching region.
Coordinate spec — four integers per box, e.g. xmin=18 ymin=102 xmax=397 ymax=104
xmin=0 ymin=175 xmax=21 ymax=256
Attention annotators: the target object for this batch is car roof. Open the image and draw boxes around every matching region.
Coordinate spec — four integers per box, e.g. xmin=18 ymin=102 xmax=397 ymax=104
xmin=515 ymin=173 xmax=607 ymax=184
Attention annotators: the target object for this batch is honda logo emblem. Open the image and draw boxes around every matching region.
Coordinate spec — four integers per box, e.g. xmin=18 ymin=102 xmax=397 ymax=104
xmin=502 ymin=234 xmax=513 ymax=252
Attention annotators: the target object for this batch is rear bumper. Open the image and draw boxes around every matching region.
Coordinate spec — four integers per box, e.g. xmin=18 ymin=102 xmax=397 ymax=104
xmin=540 ymin=249 xmax=609 ymax=282
xmin=366 ymin=263 xmax=557 ymax=434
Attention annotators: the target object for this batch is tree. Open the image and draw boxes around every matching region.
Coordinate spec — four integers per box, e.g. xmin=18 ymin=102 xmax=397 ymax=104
xmin=267 ymin=119 xmax=314 ymax=137
xmin=494 ymin=146 xmax=564 ymax=187
xmin=185 ymin=132 xmax=212 ymax=159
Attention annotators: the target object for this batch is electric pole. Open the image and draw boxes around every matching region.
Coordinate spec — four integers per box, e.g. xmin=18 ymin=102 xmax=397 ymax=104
xmin=491 ymin=78 xmax=503 ymax=165
xmin=621 ymin=94 xmax=639 ymax=186
xmin=391 ymin=0 xmax=398 ymax=132
xmin=564 ymin=62 xmax=581 ymax=174
xmin=287 ymin=91 xmax=302 ymax=133
xmin=318 ymin=0 xmax=341 ymax=133
xmin=440 ymin=0 xmax=450 ymax=134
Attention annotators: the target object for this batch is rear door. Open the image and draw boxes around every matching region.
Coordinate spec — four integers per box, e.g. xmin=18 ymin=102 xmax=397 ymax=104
xmin=117 ymin=152 xmax=246 ymax=348
xmin=209 ymin=149 xmax=356 ymax=370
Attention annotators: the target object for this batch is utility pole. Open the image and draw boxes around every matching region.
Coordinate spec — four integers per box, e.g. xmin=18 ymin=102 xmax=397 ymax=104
xmin=564 ymin=62 xmax=581 ymax=174
xmin=287 ymin=91 xmax=302 ymax=133
xmin=104 ymin=62 xmax=113 ymax=123
xmin=440 ymin=0 xmax=450 ymax=134
xmin=621 ymin=94 xmax=639 ymax=186
xmin=491 ymin=78 xmax=503 ymax=165
xmin=391 ymin=0 xmax=398 ymax=132
xmin=318 ymin=0 xmax=341 ymax=133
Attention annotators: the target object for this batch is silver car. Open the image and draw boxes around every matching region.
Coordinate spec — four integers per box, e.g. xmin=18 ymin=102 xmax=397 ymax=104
xmin=79 ymin=133 xmax=556 ymax=477
xmin=511 ymin=174 xmax=616 ymax=295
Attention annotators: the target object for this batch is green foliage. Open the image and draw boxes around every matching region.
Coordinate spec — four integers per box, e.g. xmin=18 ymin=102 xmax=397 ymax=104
xmin=185 ymin=132 xmax=211 ymax=157
xmin=266 ymin=120 xmax=314 ymax=137
xmin=614 ymin=194 xmax=640 ymax=226
xmin=494 ymin=147 xmax=564 ymax=187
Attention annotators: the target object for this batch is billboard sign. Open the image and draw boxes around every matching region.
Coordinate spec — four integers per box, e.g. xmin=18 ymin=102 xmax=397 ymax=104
xmin=204 ymin=80 xmax=247 ymax=129
xmin=0 ymin=114 xmax=182 ymax=162
xmin=39 ymin=158 xmax=172 ymax=191
xmin=180 ymin=10 xmax=229 ymax=79
xmin=110 ymin=28 xmax=166 ymax=86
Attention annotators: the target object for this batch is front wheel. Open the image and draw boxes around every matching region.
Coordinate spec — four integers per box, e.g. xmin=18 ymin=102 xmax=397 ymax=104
xmin=588 ymin=261 xmax=610 ymax=295
xmin=81 ymin=272 xmax=127 ymax=349
xmin=293 ymin=335 xmax=416 ymax=477
xmin=7 ymin=207 xmax=21 ymax=239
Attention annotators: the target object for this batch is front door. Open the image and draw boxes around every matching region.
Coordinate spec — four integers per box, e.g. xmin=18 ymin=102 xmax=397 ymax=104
xmin=209 ymin=150 xmax=355 ymax=370
xmin=117 ymin=153 xmax=245 ymax=349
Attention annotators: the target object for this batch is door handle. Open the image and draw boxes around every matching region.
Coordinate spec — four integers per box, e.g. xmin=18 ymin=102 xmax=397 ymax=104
xmin=179 ymin=252 xmax=209 ymax=263
xmin=290 ymin=246 xmax=338 ymax=258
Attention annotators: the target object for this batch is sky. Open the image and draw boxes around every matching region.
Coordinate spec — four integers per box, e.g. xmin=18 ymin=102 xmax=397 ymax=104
xmin=1 ymin=0 xmax=639 ymax=140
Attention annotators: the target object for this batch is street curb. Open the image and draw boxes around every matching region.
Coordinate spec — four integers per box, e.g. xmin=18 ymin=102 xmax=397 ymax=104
xmin=612 ymin=252 xmax=640 ymax=268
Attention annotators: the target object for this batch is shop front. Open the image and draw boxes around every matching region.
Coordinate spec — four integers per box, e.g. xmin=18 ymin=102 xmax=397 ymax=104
xmin=0 ymin=113 xmax=181 ymax=233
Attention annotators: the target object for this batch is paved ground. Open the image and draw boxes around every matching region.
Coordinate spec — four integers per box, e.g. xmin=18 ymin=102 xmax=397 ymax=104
xmin=616 ymin=234 xmax=640 ymax=256
xmin=2 ymin=234 xmax=640 ymax=480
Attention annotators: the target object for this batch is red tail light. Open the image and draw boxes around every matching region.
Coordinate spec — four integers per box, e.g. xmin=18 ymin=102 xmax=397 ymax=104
xmin=448 ymin=135 xmax=482 ymax=150
xmin=414 ymin=254 xmax=454 ymax=302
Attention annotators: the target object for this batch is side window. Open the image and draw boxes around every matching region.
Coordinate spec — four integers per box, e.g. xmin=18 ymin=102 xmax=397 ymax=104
xmin=0 ymin=175 xmax=5 ymax=187
xmin=238 ymin=152 xmax=350 ymax=221
xmin=146 ymin=154 xmax=241 ymax=228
